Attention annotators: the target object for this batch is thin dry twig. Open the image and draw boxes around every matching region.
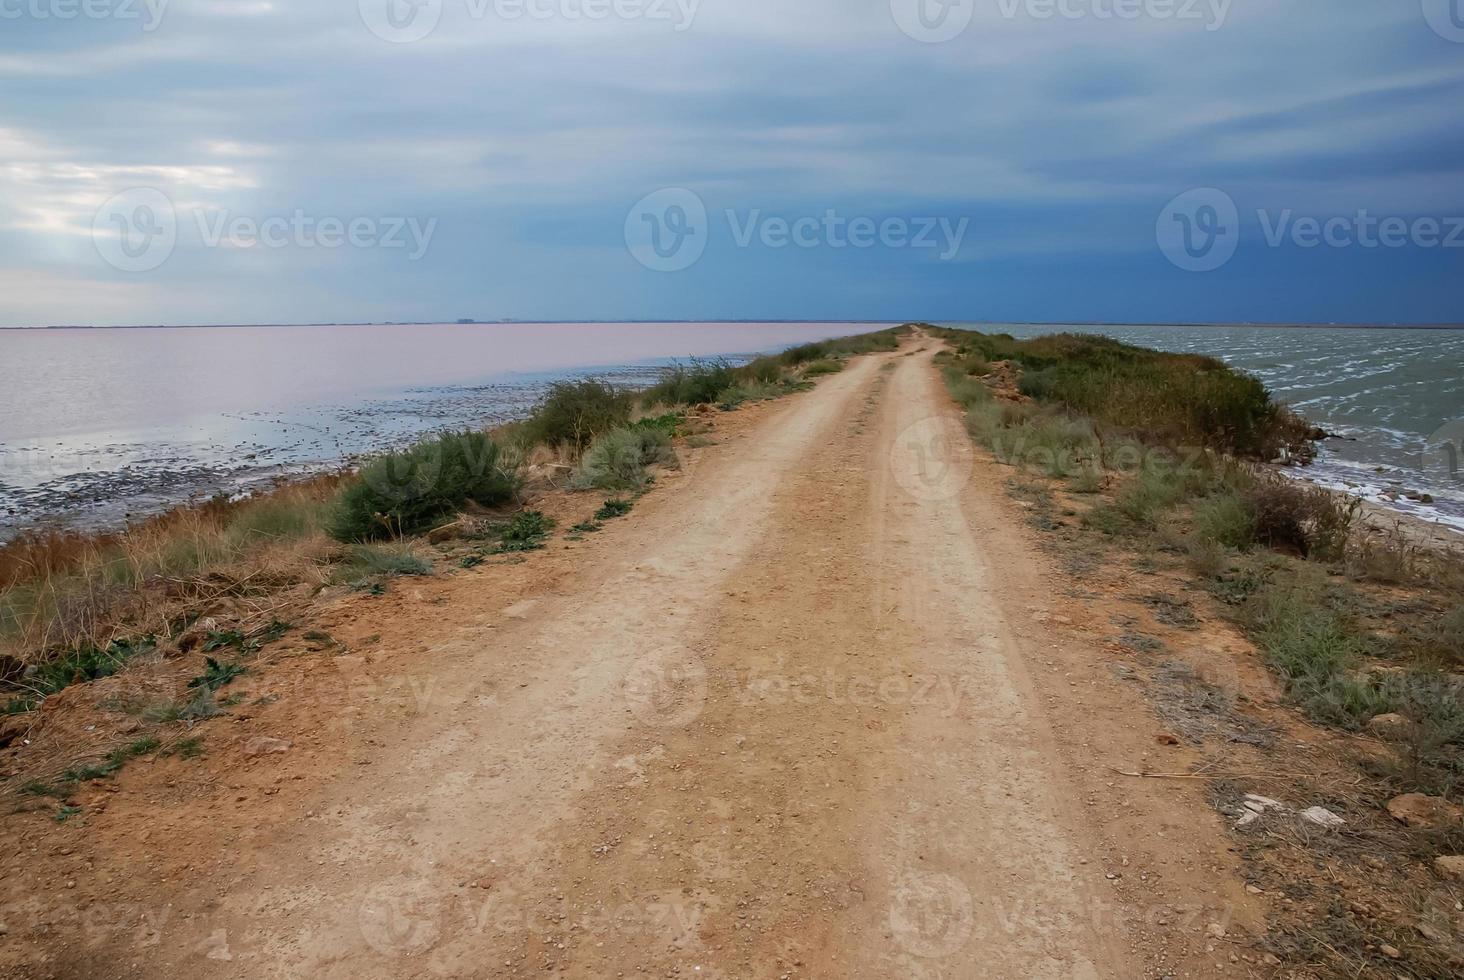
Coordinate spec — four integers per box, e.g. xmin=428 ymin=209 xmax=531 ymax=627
xmin=1106 ymin=765 xmax=1318 ymax=781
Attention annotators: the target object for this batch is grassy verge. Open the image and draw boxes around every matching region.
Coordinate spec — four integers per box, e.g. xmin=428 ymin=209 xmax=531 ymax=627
xmin=928 ymin=321 xmax=1464 ymax=974
xmin=929 ymin=321 xmax=1464 ymax=788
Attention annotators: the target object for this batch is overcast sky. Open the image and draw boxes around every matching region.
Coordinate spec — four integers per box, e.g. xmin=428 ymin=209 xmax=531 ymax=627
xmin=2 ymin=0 xmax=1461 ymax=326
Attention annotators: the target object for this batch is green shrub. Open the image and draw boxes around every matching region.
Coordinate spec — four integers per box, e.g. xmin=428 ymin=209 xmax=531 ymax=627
xmin=572 ymin=427 xmax=677 ymax=491
xmin=1009 ymin=415 xmax=1098 ymax=478
xmin=780 ymin=342 xmax=829 ymax=366
xmin=943 ymin=368 xmax=991 ymax=410
xmin=497 ymin=510 xmax=552 ymax=552
xmin=642 ymin=360 xmax=738 ymax=407
xmin=929 ymin=326 xmax=1315 ymax=461
xmin=717 ymin=378 xmax=807 ymax=411
xmin=5 ymin=635 xmax=156 ymax=712
xmin=1242 ymin=474 xmax=1355 ymax=560
xmin=1193 ymin=490 xmax=1256 ymax=549
xmin=1113 ymin=467 xmax=1193 ymax=528
xmin=333 ymin=543 xmax=433 ymax=583
xmin=630 ymin=413 xmax=684 ymax=436
xmin=523 ymin=380 xmax=633 ymax=452
xmin=743 ymin=355 xmax=784 ymax=383
xmin=802 ymin=359 xmax=844 ymax=377
xmin=1241 ymin=580 xmax=1372 ymax=717
xmin=188 ymin=656 xmax=247 ymax=691
xmin=328 ymin=431 xmax=517 ymax=541
xmin=595 ymin=498 xmax=633 ymax=520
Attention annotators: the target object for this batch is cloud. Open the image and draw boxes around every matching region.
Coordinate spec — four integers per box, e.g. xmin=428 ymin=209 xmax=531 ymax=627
xmin=0 ymin=0 xmax=1459 ymax=325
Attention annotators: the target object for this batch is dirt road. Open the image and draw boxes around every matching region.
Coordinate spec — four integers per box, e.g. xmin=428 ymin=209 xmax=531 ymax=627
xmin=18 ymin=339 xmax=1258 ymax=978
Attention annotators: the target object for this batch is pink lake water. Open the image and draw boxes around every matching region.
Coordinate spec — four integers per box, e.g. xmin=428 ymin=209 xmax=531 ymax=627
xmin=0 ymin=321 xmax=883 ymax=536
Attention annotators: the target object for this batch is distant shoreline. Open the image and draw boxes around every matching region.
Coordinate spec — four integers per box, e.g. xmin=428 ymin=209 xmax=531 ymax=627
xmin=4 ymin=320 xmax=1464 ymax=332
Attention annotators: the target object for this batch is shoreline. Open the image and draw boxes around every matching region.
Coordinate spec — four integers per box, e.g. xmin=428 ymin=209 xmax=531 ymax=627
xmin=0 ymin=349 xmax=807 ymax=542
xmin=6 ymin=325 xmax=1459 ymax=546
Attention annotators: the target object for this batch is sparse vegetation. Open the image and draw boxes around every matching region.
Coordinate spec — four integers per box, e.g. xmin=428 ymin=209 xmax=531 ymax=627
xmin=595 ymin=498 xmax=633 ymax=520
xmin=496 ymin=510 xmax=553 ymax=552
xmin=801 ymin=359 xmax=843 ymax=377
xmin=188 ymin=656 xmax=247 ymax=692
xmin=926 ymin=325 xmax=1315 ymax=461
xmin=522 ymin=379 xmax=634 ymax=453
xmin=931 ymin=321 xmax=1464 ymax=792
xmin=328 ymin=430 xmax=518 ymax=542
xmin=641 ymin=359 xmax=740 ymax=407
xmin=332 ymin=542 xmax=434 ymax=585
xmin=572 ymin=426 xmax=678 ymax=491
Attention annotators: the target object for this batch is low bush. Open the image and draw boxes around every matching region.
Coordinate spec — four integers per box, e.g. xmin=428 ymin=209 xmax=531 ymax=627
xmin=1110 ymin=463 xmax=1212 ymax=529
xmin=1241 ymin=579 xmax=1374 ymax=722
xmin=641 ymin=359 xmax=739 ymax=407
xmin=802 ymin=360 xmax=844 ymax=377
xmin=333 ymin=543 xmax=434 ymax=584
xmin=1192 ymin=489 xmax=1256 ymax=550
xmin=328 ymin=431 xmax=517 ymax=542
xmin=1241 ymin=474 xmax=1356 ymax=561
xmin=523 ymin=380 xmax=633 ymax=452
xmin=572 ymin=426 xmax=678 ymax=491
xmin=929 ymin=326 xmax=1316 ymax=462
xmin=496 ymin=510 xmax=553 ymax=552
xmin=943 ymin=368 xmax=991 ymax=410
xmin=1007 ymin=415 xmax=1098 ymax=478
xmin=718 ymin=378 xmax=809 ymax=411
xmin=595 ymin=498 xmax=633 ymax=520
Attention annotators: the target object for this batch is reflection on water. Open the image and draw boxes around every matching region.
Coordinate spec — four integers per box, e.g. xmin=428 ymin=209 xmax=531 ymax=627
xmin=0 ymin=322 xmax=880 ymax=537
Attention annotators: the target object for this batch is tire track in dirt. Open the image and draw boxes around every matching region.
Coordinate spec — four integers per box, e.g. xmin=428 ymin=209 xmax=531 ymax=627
xmin=131 ymin=355 xmax=890 ymax=978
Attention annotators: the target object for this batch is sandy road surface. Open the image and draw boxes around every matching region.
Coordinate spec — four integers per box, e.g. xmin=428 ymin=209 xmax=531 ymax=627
xmin=22 ymin=337 xmax=1257 ymax=979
